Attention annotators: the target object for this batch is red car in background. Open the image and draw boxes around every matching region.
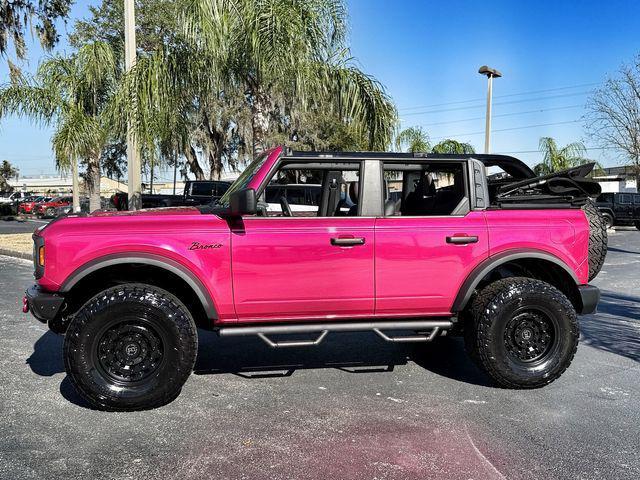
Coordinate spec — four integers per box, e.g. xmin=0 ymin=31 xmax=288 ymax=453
xmin=34 ymin=196 xmax=72 ymax=218
xmin=18 ymin=196 xmax=51 ymax=214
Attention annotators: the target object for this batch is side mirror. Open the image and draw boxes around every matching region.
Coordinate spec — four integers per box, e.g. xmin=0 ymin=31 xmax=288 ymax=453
xmin=229 ymin=188 xmax=257 ymax=216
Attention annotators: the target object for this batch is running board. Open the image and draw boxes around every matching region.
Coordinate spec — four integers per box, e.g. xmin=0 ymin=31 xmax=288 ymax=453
xmin=217 ymin=320 xmax=452 ymax=349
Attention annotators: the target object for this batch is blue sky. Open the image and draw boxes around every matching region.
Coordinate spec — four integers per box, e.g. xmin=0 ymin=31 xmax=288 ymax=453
xmin=2 ymin=0 xmax=640 ymax=177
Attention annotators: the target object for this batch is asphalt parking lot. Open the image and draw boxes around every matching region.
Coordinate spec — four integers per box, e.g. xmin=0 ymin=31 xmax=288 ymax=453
xmin=0 ymin=228 xmax=638 ymax=480
xmin=0 ymin=218 xmax=49 ymax=234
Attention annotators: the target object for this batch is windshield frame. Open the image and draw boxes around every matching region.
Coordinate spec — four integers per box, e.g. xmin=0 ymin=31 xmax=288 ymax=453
xmin=216 ymin=151 xmax=270 ymax=207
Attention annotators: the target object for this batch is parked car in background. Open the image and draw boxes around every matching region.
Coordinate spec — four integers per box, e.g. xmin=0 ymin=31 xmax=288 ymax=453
xmin=34 ymin=196 xmax=72 ymax=218
xmin=595 ymin=192 xmax=640 ymax=229
xmin=54 ymin=197 xmax=113 ymax=217
xmin=111 ymin=180 xmax=232 ymax=211
xmin=0 ymin=191 xmax=33 ymax=205
xmin=264 ymin=183 xmax=322 ymax=214
xmin=18 ymin=196 xmax=52 ymax=214
xmin=1 ymin=191 xmax=33 ymax=216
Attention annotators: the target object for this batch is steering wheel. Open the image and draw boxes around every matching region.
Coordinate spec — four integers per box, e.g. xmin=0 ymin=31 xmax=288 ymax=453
xmin=279 ymin=196 xmax=293 ymax=217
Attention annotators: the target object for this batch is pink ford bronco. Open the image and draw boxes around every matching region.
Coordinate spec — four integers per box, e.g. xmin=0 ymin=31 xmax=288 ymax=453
xmin=24 ymin=146 xmax=606 ymax=410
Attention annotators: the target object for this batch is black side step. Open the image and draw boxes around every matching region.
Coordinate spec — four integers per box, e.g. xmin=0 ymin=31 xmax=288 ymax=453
xmin=217 ymin=320 xmax=453 ymax=348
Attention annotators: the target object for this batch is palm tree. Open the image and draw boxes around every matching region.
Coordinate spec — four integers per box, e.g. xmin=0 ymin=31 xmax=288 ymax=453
xmin=395 ymin=127 xmax=430 ymax=153
xmin=180 ymin=0 xmax=397 ymax=154
xmin=0 ymin=42 xmax=117 ymax=211
xmin=534 ymin=137 xmax=590 ymax=175
xmin=432 ymin=139 xmax=475 ymax=155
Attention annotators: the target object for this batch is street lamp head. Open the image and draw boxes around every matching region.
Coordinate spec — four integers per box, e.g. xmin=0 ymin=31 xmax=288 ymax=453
xmin=478 ymin=65 xmax=502 ymax=78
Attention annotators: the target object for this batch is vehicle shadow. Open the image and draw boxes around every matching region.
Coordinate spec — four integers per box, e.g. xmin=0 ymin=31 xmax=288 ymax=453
xmin=194 ymin=329 xmax=492 ymax=387
xmin=27 ymin=327 xmax=492 ymax=409
xmin=25 ymin=330 xmax=64 ymax=376
xmin=606 ymin=246 xmax=640 ymax=255
xmin=580 ymin=291 xmax=640 ymax=363
xmin=25 ymin=331 xmax=92 ymax=408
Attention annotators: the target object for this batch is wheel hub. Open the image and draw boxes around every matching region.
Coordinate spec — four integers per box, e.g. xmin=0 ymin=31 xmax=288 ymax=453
xmin=504 ymin=310 xmax=555 ymax=363
xmin=97 ymin=323 xmax=164 ymax=382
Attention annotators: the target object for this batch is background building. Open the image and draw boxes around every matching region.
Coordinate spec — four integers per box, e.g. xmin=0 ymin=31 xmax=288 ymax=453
xmin=592 ymin=166 xmax=638 ymax=194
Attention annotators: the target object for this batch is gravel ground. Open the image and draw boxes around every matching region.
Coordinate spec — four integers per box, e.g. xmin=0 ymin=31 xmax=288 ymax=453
xmin=0 ymin=230 xmax=638 ymax=480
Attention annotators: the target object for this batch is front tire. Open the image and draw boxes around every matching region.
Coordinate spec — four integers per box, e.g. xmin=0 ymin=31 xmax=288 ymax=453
xmin=64 ymin=284 xmax=198 ymax=411
xmin=464 ymin=278 xmax=579 ymax=389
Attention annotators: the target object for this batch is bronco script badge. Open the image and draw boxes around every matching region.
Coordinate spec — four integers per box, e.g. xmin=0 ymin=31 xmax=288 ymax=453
xmin=188 ymin=241 xmax=222 ymax=250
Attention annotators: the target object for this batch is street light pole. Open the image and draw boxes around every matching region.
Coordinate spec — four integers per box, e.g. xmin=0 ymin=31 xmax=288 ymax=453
xmin=478 ymin=65 xmax=502 ymax=154
xmin=124 ymin=0 xmax=142 ymax=210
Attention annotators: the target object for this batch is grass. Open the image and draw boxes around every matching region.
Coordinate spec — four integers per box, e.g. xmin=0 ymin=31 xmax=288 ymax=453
xmin=0 ymin=233 xmax=33 ymax=259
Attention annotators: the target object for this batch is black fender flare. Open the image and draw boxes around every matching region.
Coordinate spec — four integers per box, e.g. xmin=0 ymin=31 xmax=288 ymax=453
xmin=451 ymin=249 xmax=579 ymax=312
xmin=60 ymin=252 xmax=218 ymax=319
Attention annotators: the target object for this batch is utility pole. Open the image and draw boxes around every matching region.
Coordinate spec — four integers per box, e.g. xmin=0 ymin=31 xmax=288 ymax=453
xmin=72 ymin=158 xmax=80 ymax=212
xmin=478 ymin=66 xmax=502 ymax=154
xmin=124 ymin=0 xmax=142 ymax=210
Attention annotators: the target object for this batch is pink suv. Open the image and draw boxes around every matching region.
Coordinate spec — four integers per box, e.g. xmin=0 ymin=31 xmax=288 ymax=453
xmin=24 ymin=147 xmax=606 ymax=410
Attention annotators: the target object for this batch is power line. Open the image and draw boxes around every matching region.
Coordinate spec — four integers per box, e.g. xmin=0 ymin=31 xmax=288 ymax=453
xmin=402 ymin=91 xmax=591 ymax=117
xmin=398 ymin=82 xmax=599 ymax=111
xmin=430 ymin=120 xmax=581 ymax=141
xmin=416 ymin=104 xmax=584 ymax=127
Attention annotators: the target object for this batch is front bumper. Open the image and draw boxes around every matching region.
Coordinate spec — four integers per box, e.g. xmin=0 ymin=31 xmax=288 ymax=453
xmin=24 ymin=285 xmax=65 ymax=323
xmin=577 ymin=284 xmax=600 ymax=315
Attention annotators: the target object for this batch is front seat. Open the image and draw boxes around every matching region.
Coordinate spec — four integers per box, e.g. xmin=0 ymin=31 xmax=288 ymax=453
xmin=347 ymin=182 xmax=359 ymax=216
xmin=403 ymin=173 xmax=436 ymax=215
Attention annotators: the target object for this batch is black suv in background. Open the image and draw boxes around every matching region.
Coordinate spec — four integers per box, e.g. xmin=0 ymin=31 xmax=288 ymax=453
xmin=111 ymin=180 xmax=231 ymax=210
xmin=595 ymin=192 xmax=640 ymax=229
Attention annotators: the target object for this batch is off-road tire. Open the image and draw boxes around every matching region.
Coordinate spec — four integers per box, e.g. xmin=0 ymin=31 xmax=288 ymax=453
xmin=582 ymin=199 xmax=607 ymax=281
xmin=63 ymin=283 xmax=198 ymax=411
xmin=464 ymin=277 xmax=579 ymax=389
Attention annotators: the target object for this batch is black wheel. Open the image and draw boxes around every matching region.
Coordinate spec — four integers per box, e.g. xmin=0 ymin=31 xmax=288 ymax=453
xmin=464 ymin=277 xmax=579 ymax=389
xmin=64 ymin=284 xmax=197 ymax=411
xmin=635 ymin=221 xmax=640 ymax=231
xmin=603 ymin=213 xmax=614 ymax=230
xmin=582 ymin=199 xmax=607 ymax=281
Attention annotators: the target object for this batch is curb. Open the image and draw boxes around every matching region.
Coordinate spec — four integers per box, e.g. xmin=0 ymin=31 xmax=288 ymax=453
xmin=0 ymin=248 xmax=32 ymax=261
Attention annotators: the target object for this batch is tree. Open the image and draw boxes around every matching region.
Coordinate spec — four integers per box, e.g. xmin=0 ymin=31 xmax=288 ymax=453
xmin=181 ymin=0 xmax=397 ymax=154
xmin=431 ymin=139 xmax=475 ymax=155
xmin=395 ymin=127 xmax=430 ymax=153
xmin=586 ymin=56 xmax=640 ymax=189
xmin=0 ymin=42 xmax=119 ymax=211
xmin=533 ymin=137 xmax=590 ymax=175
xmin=1 ymin=1 xmax=72 ymax=61
xmin=1 ymin=159 xmax=18 ymax=180
xmin=71 ymin=0 xmax=214 ymax=180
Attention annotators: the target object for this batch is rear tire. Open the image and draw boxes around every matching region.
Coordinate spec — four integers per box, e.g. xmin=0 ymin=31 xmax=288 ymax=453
xmin=63 ymin=283 xmax=198 ymax=411
xmin=464 ymin=277 xmax=579 ymax=389
xmin=582 ymin=199 xmax=607 ymax=281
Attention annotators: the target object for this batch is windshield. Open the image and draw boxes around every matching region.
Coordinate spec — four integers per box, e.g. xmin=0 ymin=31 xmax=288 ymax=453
xmin=216 ymin=152 xmax=269 ymax=206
